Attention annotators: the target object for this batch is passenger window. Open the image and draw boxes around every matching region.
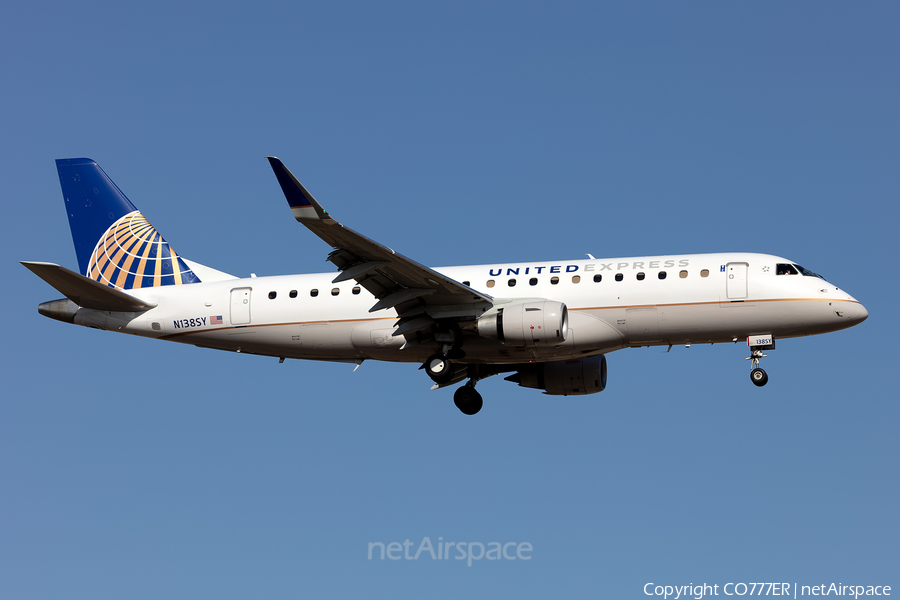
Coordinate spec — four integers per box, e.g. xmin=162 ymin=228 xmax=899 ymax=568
xmin=636 ymin=272 xmax=645 ymax=281
xmin=551 ymin=277 xmax=559 ymax=285
xmin=331 ymin=288 xmax=340 ymax=296
xmin=658 ymin=271 xmax=667 ymax=280
xmin=679 ymin=270 xmax=688 ymax=279
xmin=310 ymin=289 xmax=319 ymax=297
xmin=615 ymin=273 xmax=623 ymax=282
xmin=572 ymin=275 xmax=581 ymax=283
xmin=593 ymin=274 xmax=602 ymax=283
xmin=508 ymin=279 xmax=517 ymax=287
xmin=289 ymin=290 xmax=297 ymax=298
xmin=529 ymin=278 xmax=538 ymax=286
xmin=486 ymin=280 xmax=495 ymax=288
xmin=352 ymin=286 xmax=360 ymax=295
xmin=268 ymin=291 xmax=277 ymax=299
xmin=700 ymin=269 xmax=709 ymax=277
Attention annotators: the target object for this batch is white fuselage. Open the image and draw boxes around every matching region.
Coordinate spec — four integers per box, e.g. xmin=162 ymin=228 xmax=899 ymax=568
xmin=76 ymin=252 xmax=866 ymax=365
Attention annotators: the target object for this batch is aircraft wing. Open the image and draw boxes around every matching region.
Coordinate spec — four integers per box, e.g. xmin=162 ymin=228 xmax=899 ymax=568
xmin=266 ymin=158 xmax=493 ymax=329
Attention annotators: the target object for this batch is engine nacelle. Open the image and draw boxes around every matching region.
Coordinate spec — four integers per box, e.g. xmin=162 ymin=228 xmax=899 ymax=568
xmin=476 ymin=300 xmax=568 ymax=347
xmin=507 ymin=355 xmax=607 ymax=395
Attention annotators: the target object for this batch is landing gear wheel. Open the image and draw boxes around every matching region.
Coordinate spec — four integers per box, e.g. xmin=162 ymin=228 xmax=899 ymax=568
xmin=424 ymin=354 xmax=454 ymax=385
xmin=454 ymin=384 xmax=483 ymax=415
xmin=750 ymin=368 xmax=768 ymax=387
xmin=746 ymin=346 xmax=770 ymax=388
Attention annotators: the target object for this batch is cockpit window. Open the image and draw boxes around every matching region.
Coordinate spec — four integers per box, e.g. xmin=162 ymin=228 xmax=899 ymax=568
xmin=776 ymin=263 xmax=798 ymax=275
xmin=794 ymin=264 xmax=824 ymax=279
xmin=776 ymin=263 xmax=824 ymax=279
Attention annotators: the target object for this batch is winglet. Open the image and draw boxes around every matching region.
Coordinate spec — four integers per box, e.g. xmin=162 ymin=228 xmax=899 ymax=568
xmin=265 ymin=157 xmax=333 ymax=223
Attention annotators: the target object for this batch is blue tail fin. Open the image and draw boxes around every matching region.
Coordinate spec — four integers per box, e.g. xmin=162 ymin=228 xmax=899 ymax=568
xmin=56 ymin=158 xmax=200 ymax=290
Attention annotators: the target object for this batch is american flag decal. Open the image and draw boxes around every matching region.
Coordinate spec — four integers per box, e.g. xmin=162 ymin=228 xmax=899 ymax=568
xmin=211 ymin=315 xmax=223 ymax=325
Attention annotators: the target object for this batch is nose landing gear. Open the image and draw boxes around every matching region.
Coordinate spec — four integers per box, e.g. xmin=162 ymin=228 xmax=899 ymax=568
xmin=747 ymin=348 xmax=769 ymax=387
xmin=750 ymin=366 xmax=768 ymax=386
xmin=744 ymin=335 xmax=775 ymax=388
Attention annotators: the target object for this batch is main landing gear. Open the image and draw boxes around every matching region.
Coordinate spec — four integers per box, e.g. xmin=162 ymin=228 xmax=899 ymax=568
xmin=423 ymin=348 xmax=485 ymax=415
xmin=453 ymin=381 xmax=483 ymax=416
xmin=424 ymin=353 xmax=455 ymax=385
xmin=747 ymin=347 xmax=769 ymax=387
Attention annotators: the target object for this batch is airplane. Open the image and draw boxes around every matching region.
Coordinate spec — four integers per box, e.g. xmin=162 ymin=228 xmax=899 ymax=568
xmin=23 ymin=158 xmax=869 ymax=415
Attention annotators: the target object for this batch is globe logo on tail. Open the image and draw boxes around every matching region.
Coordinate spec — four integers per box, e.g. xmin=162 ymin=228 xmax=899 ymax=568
xmin=87 ymin=211 xmax=200 ymax=290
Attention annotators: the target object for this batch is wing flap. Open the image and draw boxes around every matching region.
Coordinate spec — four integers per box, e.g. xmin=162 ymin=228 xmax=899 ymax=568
xmin=369 ymin=288 xmax=435 ymax=313
xmin=332 ymin=260 xmax=389 ymax=283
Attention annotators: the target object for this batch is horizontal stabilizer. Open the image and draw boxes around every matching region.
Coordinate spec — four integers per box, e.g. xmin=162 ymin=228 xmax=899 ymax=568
xmin=21 ymin=261 xmax=156 ymax=312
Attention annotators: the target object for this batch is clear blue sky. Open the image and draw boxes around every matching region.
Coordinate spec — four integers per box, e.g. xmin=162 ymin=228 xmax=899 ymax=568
xmin=2 ymin=2 xmax=897 ymax=598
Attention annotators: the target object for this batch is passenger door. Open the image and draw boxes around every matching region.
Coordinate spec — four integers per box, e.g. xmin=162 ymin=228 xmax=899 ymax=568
xmin=725 ymin=263 xmax=748 ymax=300
xmin=230 ymin=288 xmax=251 ymax=325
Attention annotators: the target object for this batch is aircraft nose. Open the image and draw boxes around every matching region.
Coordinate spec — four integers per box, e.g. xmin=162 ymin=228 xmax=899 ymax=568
xmin=841 ymin=296 xmax=868 ymax=325
xmin=852 ymin=301 xmax=869 ymax=324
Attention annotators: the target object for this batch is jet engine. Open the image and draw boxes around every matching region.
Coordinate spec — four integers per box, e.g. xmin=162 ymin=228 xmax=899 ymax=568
xmin=475 ymin=300 xmax=568 ymax=346
xmin=505 ymin=355 xmax=607 ymax=395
